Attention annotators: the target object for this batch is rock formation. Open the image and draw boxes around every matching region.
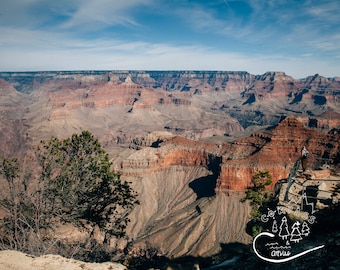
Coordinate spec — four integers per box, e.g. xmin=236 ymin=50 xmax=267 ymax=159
xmin=113 ymin=117 xmax=340 ymax=257
xmin=0 ymin=70 xmax=339 ymax=149
xmin=0 ymin=250 xmax=126 ymax=270
xmin=217 ymin=116 xmax=340 ymax=192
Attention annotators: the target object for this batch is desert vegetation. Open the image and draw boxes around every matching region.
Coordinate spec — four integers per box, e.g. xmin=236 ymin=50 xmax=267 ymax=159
xmin=0 ymin=131 xmax=138 ymax=257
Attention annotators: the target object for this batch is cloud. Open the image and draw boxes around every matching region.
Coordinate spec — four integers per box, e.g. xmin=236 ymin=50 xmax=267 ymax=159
xmin=179 ymin=0 xmax=340 ymax=53
xmin=0 ymin=0 xmax=154 ymax=31
xmin=0 ymin=0 xmax=74 ymax=28
xmin=61 ymin=0 xmax=154 ymax=30
xmin=306 ymin=1 xmax=340 ymax=22
xmin=1 ymin=24 xmax=339 ymax=79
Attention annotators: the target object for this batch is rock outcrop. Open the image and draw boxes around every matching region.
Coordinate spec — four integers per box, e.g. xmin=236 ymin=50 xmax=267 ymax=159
xmin=0 ymin=250 xmax=126 ymax=270
xmin=125 ymin=117 xmax=339 ymax=195
xmin=217 ymin=116 xmax=340 ymax=192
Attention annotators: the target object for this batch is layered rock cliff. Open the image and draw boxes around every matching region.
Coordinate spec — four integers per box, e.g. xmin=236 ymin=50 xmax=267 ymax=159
xmin=112 ymin=116 xmax=340 ymax=257
xmin=217 ymin=117 xmax=340 ymax=192
xmin=1 ymin=70 xmax=339 ymax=149
xmin=0 ymin=79 xmax=28 ymax=157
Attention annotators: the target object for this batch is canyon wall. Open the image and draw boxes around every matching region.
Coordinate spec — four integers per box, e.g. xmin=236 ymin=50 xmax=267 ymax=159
xmin=1 ymin=70 xmax=339 ymax=151
xmin=113 ymin=116 xmax=340 ymax=256
xmin=217 ymin=117 xmax=340 ymax=192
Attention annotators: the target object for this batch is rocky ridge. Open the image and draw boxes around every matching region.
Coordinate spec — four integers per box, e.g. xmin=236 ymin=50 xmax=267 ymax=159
xmin=218 ymin=117 xmax=340 ymax=191
xmin=0 ymin=70 xmax=339 ymax=158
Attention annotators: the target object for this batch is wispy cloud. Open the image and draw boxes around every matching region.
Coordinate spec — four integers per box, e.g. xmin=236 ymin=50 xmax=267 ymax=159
xmin=0 ymin=0 xmax=154 ymax=30
xmin=306 ymin=1 xmax=340 ymax=21
xmin=1 ymin=24 xmax=338 ymax=79
xmin=61 ymin=0 xmax=154 ymax=30
xmin=173 ymin=0 xmax=340 ymax=56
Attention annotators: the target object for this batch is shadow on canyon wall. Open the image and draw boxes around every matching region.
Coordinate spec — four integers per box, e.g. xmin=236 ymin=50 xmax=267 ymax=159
xmin=188 ymin=156 xmax=221 ymax=200
xmin=126 ymin=242 xmax=251 ymax=270
xmin=188 ymin=175 xmax=216 ymax=200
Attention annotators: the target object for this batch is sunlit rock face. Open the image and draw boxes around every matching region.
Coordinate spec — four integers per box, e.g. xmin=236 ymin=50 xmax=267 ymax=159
xmin=115 ymin=117 xmax=339 ymax=257
xmin=1 ymin=71 xmax=339 ymax=151
xmin=217 ymin=117 xmax=340 ymax=192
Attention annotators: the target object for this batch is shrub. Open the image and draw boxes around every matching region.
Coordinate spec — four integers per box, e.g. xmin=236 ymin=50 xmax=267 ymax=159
xmin=241 ymin=171 xmax=273 ymax=236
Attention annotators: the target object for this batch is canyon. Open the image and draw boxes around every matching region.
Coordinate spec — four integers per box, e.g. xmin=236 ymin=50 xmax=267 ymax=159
xmin=0 ymin=70 xmax=339 ymax=261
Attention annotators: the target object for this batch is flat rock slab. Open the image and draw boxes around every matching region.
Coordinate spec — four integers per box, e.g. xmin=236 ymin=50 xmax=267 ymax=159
xmin=0 ymin=250 xmax=126 ymax=270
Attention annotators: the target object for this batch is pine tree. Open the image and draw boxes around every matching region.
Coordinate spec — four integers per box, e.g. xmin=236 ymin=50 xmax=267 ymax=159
xmin=279 ymin=216 xmax=290 ymax=240
xmin=241 ymin=171 xmax=272 ymax=219
xmin=290 ymin=221 xmax=303 ymax=243
xmin=240 ymin=171 xmax=273 ymax=236
xmin=36 ymin=130 xmax=139 ymax=236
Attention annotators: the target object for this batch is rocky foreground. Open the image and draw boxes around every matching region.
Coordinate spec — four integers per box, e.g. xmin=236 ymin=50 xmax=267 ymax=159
xmin=0 ymin=250 xmax=126 ymax=270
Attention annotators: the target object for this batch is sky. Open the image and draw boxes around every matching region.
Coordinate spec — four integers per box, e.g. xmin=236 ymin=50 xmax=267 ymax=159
xmin=0 ymin=0 xmax=339 ymax=79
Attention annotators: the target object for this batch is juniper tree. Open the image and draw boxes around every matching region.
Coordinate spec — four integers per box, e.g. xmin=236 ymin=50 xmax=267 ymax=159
xmin=0 ymin=131 xmax=138 ymax=255
xmin=36 ymin=130 xmax=139 ymax=236
xmin=241 ymin=171 xmax=273 ymax=236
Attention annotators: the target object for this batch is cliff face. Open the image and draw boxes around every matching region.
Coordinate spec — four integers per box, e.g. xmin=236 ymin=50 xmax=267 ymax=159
xmin=112 ymin=117 xmax=340 ymax=257
xmin=0 ymin=71 xmax=249 ymax=148
xmin=47 ymin=77 xmax=192 ymax=111
xmin=217 ymin=117 xmax=340 ymax=192
xmin=1 ymin=70 xmax=339 ymax=149
xmin=297 ymin=110 xmax=340 ymax=132
xmin=0 ymin=79 xmax=28 ymax=157
xmin=243 ymin=72 xmax=295 ymax=101
xmin=118 ymin=133 xmax=252 ymax=257
xmin=120 ymin=117 xmax=339 ymax=195
xmin=141 ymin=71 xmax=254 ymax=92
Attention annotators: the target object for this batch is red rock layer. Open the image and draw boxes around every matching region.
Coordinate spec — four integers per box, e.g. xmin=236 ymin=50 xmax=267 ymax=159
xmin=47 ymin=80 xmax=191 ymax=111
xmin=120 ymin=117 xmax=339 ymax=193
xmin=217 ymin=117 xmax=340 ymax=192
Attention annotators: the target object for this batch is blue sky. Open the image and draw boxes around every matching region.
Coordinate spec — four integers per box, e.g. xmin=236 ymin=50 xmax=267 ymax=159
xmin=0 ymin=0 xmax=339 ymax=78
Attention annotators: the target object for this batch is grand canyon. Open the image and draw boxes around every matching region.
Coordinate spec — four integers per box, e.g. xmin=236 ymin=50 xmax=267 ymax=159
xmin=0 ymin=70 xmax=340 ymax=269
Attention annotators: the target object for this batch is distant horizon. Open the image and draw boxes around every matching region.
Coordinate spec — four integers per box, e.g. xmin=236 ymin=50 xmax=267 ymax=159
xmin=0 ymin=69 xmax=337 ymax=80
